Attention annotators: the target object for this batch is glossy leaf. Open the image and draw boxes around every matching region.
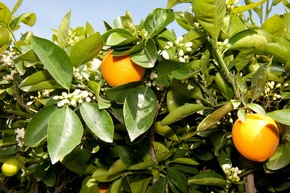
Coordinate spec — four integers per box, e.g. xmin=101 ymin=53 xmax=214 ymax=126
xmin=215 ymin=72 xmax=234 ymax=101
xmin=170 ymin=158 xmax=199 ymax=166
xmin=70 ymin=32 xmax=103 ymax=67
xmin=79 ymin=177 xmax=99 ymax=193
xmin=10 ymin=12 xmax=36 ymax=30
xmin=167 ymin=0 xmax=191 ymax=8
xmin=155 ymin=122 xmax=179 ymax=142
xmin=103 ymin=28 xmax=137 ymax=46
xmin=232 ymin=0 xmax=266 ymax=13
xmin=192 ymin=0 xmax=226 ymax=39
xmin=246 ymin=103 xmax=266 ymax=115
xmin=131 ymin=38 xmax=157 ymax=68
xmin=130 ymin=176 xmax=152 ymax=193
xmin=24 ymin=105 xmax=58 ymax=147
xmin=80 ymin=102 xmax=114 ymax=143
xmin=188 ymin=171 xmax=227 ymax=186
xmin=267 ymin=109 xmax=290 ymax=126
xmin=262 ymin=14 xmax=285 ymax=36
xmin=124 ymin=86 xmax=157 ymax=141
xmin=31 ymin=36 xmax=73 ymax=90
xmin=266 ymin=144 xmax=290 ymax=171
xmin=234 ymin=48 xmax=255 ymax=72
xmin=150 ymin=177 xmax=166 ymax=193
xmin=167 ymin=167 xmax=188 ymax=193
xmin=108 ymin=159 xmax=128 ymax=176
xmin=197 ymin=102 xmax=234 ymax=132
xmin=144 ymin=8 xmax=175 ymax=38
xmin=161 ymin=103 xmax=205 ymax=126
xmin=47 ymin=107 xmax=83 ymax=164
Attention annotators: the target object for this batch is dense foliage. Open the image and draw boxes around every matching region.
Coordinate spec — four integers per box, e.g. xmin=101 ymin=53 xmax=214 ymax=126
xmin=1 ymin=0 xmax=290 ymax=192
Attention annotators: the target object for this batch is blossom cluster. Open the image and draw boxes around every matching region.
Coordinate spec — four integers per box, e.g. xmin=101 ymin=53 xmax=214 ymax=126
xmin=261 ymin=81 xmax=289 ymax=101
xmin=53 ymin=89 xmax=95 ymax=107
xmin=222 ymin=164 xmax=242 ymax=183
xmin=15 ymin=127 xmax=25 ymax=147
xmin=160 ymin=36 xmax=193 ymax=63
xmin=1 ymin=46 xmax=17 ymax=81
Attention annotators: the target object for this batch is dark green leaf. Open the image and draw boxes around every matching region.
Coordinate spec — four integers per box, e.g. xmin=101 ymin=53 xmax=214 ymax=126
xmin=47 ymin=107 xmax=83 ymax=164
xmin=24 ymin=105 xmax=58 ymax=147
xmin=215 ymin=72 xmax=234 ymax=101
xmin=167 ymin=167 xmax=188 ymax=193
xmin=80 ymin=102 xmax=114 ymax=143
xmin=266 ymin=144 xmax=290 ymax=170
xmin=150 ymin=177 xmax=166 ymax=193
xmin=31 ymin=36 xmax=73 ymax=90
xmin=155 ymin=122 xmax=179 ymax=142
xmin=70 ymin=32 xmax=103 ymax=67
xmin=124 ymin=86 xmax=157 ymax=141
xmin=188 ymin=171 xmax=227 ymax=186
xmin=161 ymin=103 xmax=205 ymax=126
xmin=130 ymin=175 xmax=152 ymax=193
xmin=251 ymin=65 xmax=266 ymax=102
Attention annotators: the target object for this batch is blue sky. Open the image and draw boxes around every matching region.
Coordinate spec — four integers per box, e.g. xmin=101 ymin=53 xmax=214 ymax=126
xmin=2 ymin=0 xmax=287 ymax=39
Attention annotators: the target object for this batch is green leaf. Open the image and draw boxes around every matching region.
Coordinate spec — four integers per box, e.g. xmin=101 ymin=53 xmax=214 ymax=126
xmin=79 ymin=177 xmax=99 ymax=193
xmin=215 ymin=72 xmax=234 ymax=101
xmin=229 ymin=30 xmax=268 ymax=51
xmin=19 ymin=70 xmax=62 ymax=92
xmin=70 ymin=32 xmax=103 ymax=67
xmin=0 ymin=2 xmax=12 ymax=26
xmin=188 ymin=171 xmax=227 ymax=186
xmin=246 ymin=103 xmax=266 ymax=115
xmin=124 ymin=86 xmax=157 ymax=141
xmin=108 ymin=159 xmax=128 ymax=176
xmin=167 ymin=0 xmax=191 ymax=8
xmin=267 ymin=109 xmax=290 ymax=126
xmin=144 ymin=8 xmax=175 ymax=38
xmin=264 ymin=43 xmax=290 ymax=64
xmin=197 ymin=102 xmax=234 ymax=132
xmin=130 ymin=176 xmax=152 ymax=193
xmin=170 ymin=158 xmax=199 ymax=166
xmin=131 ymin=38 xmax=157 ymax=68
xmin=10 ymin=12 xmax=36 ymax=30
xmin=234 ymin=48 xmax=255 ymax=72
xmin=161 ymin=103 xmax=205 ymax=126
xmin=192 ymin=0 xmax=226 ymax=39
xmin=24 ymin=105 xmax=58 ymax=147
xmin=251 ymin=65 xmax=266 ymax=102
xmin=34 ymin=162 xmax=56 ymax=187
xmin=102 ymin=28 xmax=137 ymax=46
xmin=221 ymin=15 xmax=247 ymax=39
xmin=155 ymin=122 xmax=179 ymax=142
xmin=80 ymin=102 xmax=114 ymax=143
xmin=231 ymin=0 xmax=266 ymax=13
xmin=262 ymin=14 xmax=285 ymax=36
xmin=31 ymin=36 xmax=73 ymax=90
xmin=57 ymin=10 xmax=71 ymax=48
xmin=266 ymin=144 xmax=290 ymax=171
xmin=150 ymin=177 xmax=166 ymax=193
xmin=47 ymin=107 xmax=83 ymax=164
xmin=167 ymin=167 xmax=188 ymax=193
xmin=128 ymin=160 xmax=155 ymax=170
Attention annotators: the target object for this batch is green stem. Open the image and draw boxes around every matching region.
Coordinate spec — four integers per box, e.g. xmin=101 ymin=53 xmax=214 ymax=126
xmin=210 ymin=39 xmax=240 ymax=100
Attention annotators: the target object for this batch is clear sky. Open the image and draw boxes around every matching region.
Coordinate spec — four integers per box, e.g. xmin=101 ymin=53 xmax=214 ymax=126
xmin=2 ymin=0 xmax=287 ymax=39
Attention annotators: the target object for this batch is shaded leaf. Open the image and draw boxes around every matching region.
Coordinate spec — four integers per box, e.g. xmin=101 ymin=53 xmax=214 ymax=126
xmin=267 ymin=109 xmax=290 ymax=126
xmin=167 ymin=167 xmax=188 ymax=193
xmin=251 ymin=65 xmax=266 ymax=102
xmin=266 ymin=144 xmax=290 ymax=170
xmin=155 ymin=122 xmax=179 ymax=142
xmin=188 ymin=171 xmax=227 ymax=186
xmin=24 ymin=105 xmax=58 ymax=147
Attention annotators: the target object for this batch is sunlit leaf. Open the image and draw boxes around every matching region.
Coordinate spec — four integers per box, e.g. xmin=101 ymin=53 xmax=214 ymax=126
xmin=10 ymin=12 xmax=36 ymax=30
xmin=124 ymin=86 xmax=157 ymax=141
xmin=192 ymin=0 xmax=226 ymax=39
xmin=57 ymin=10 xmax=71 ymax=48
xmin=31 ymin=36 xmax=73 ymax=90
xmin=267 ymin=109 xmax=290 ymax=126
xmin=232 ymin=0 xmax=266 ymax=13
xmin=266 ymin=144 xmax=290 ymax=170
xmin=80 ymin=102 xmax=114 ymax=143
xmin=0 ymin=2 xmax=12 ymax=26
xmin=47 ymin=107 xmax=83 ymax=164
xmin=188 ymin=171 xmax=227 ymax=186
xmin=70 ymin=32 xmax=103 ymax=67
xmin=167 ymin=0 xmax=191 ymax=9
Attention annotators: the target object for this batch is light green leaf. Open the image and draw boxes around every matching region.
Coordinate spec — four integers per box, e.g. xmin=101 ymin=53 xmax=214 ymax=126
xmin=232 ymin=0 xmax=266 ymax=13
xmin=31 ymin=36 xmax=73 ymax=90
xmin=70 ymin=32 xmax=103 ymax=67
xmin=0 ymin=2 xmax=12 ymax=26
xmin=215 ymin=72 xmax=234 ymax=101
xmin=197 ymin=102 xmax=234 ymax=132
xmin=144 ymin=8 xmax=175 ymax=38
xmin=130 ymin=176 xmax=152 ymax=193
xmin=24 ymin=105 xmax=58 ymax=147
xmin=80 ymin=102 xmax=114 ymax=143
xmin=10 ymin=12 xmax=36 ymax=30
xmin=267 ymin=109 xmax=290 ymax=126
xmin=161 ymin=103 xmax=205 ymax=126
xmin=262 ymin=14 xmax=285 ymax=36
xmin=57 ymin=10 xmax=71 ymax=48
xmin=266 ymin=144 xmax=290 ymax=170
xmin=47 ymin=107 xmax=83 ymax=164
xmin=167 ymin=0 xmax=191 ymax=9
xmin=124 ymin=86 xmax=157 ymax=141
xmin=155 ymin=122 xmax=179 ymax=142
xmin=188 ymin=171 xmax=227 ymax=186
xmin=192 ymin=0 xmax=226 ymax=39
xmin=247 ymin=103 xmax=266 ymax=115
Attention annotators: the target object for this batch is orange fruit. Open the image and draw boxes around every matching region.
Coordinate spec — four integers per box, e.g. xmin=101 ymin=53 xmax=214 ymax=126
xmin=98 ymin=182 xmax=109 ymax=193
xmin=232 ymin=114 xmax=279 ymax=162
xmin=101 ymin=50 xmax=145 ymax=87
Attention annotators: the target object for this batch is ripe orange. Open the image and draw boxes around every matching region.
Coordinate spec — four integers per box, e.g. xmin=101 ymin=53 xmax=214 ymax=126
xmin=101 ymin=50 xmax=145 ymax=87
xmin=232 ymin=114 xmax=279 ymax=162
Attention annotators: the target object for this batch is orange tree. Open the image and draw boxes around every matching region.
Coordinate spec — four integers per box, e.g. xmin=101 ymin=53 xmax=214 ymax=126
xmin=1 ymin=0 xmax=290 ymax=192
